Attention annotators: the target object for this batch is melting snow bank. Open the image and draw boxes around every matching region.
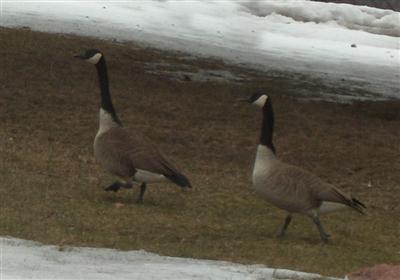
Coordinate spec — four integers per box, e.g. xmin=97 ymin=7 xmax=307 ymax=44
xmin=1 ymin=237 xmax=341 ymax=280
xmin=1 ymin=0 xmax=399 ymax=100
xmin=241 ymin=1 xmax=400 ymax=37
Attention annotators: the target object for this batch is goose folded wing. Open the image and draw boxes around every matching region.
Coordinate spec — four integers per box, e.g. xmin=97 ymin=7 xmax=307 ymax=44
xmin=103 ymin=127 xmax=185 ymax=179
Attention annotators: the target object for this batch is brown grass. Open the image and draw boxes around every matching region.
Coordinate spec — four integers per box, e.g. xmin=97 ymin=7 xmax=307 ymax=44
xmin=0 ymin=27 xmax=399 ymax=277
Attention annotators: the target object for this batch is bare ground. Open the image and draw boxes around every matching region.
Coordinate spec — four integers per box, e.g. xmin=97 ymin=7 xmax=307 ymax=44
xmin=0 ymin=27 xmax=399 ymax=277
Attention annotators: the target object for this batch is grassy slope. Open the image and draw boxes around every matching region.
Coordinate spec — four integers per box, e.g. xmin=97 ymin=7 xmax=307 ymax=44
xmin=0 ymin=28 xmax=399 ymax=276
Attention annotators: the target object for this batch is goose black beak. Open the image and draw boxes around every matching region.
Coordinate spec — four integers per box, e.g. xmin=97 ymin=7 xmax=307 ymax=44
xmin=73 ymin=53 xmax=86 ymax=59
xmin=237 ymin=97 xmax=251 ymax=103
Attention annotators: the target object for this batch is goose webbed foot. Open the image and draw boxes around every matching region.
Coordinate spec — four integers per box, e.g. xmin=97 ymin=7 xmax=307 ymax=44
xmin=320 ymin=232 xmax=331 ymax=244
xmin=104 ymin=182 xmax=122 ymax=192
xmin=276 ymin=214 xmax=292 ymax=238
xmin=136 ymin=183 xmax=147 ymax=204
xmin=104 ymin=181 xmax=132 ymax=192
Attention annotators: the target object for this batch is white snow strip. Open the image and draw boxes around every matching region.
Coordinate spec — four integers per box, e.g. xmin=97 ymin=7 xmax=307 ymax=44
xmin=0 ymin=236 xmax=341 ymax=280
xmin=241 ymin=1 xmax=400 ymax=37
xmin=0 ymin=0 xmax=399 ymax=100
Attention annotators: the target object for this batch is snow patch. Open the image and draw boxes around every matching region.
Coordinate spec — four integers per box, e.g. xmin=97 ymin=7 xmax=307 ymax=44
xmin=1 ymin=237 xmax=341 ymax=280
xmin=144 ymin=62 xmax=249 ymax=83
xmin=241 ymin=0 xmax=400 ymax=37
xmin=0 ymin=0 xmax=399 ymax=100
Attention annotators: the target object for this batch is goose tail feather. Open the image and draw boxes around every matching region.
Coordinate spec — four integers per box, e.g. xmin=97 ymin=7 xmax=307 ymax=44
xmin=167 ymin=173 xmax=192 ymax=188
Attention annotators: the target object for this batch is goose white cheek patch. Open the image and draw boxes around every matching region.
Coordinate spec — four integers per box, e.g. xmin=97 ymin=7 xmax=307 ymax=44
xmin=253 ymin=95 xmax=268 ymax=107
xmin=87 ymin=53 xmax=102 ymax=64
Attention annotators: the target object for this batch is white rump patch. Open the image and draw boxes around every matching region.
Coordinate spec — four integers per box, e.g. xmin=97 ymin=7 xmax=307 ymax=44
xmin=87 ymin=53 xmax=102 ymax=64
xmin=319 ymin=201 xmax=346 ymax=213
xmin=133 ymin=169 xmax=166 ymax=183
xmin=253 ymin=95 xmax=268 ymax=107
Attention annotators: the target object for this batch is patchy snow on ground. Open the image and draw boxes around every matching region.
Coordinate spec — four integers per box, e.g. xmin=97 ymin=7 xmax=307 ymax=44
xmin=0 ymin=0 xmax=399 ymax=100
xmin=0 ymin=237 xmax=341 ymax=280
xmin=241 ymin=1 xmax=400 ymax=37
xmin=144 ymin=62 xmax=250 ymax=83
xmin=0 ymin=2 xmax=396 ymax=278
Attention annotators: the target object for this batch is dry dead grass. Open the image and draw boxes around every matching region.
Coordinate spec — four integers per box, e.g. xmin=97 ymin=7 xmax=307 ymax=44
xmin=0 ymin=27 xmax=399 ymax=276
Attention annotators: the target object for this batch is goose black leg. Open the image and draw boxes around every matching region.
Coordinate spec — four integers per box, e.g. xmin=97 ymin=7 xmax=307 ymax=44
xmin=137 ymin=183 xmax=147 ymax=204
xmin=311 ymin=215 xmax=330 ymax=244
xmin=104 ymin=181 xmax=132 ymax=192
xmin=276 ymin=214 xmax=292 ymax=238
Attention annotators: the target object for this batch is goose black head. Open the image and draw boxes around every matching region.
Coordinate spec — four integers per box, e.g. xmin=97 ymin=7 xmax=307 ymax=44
xmin=239 ymin=93 xmax=269 ymax=108
xmin=74 ymin=49 xmax=103 ymax=64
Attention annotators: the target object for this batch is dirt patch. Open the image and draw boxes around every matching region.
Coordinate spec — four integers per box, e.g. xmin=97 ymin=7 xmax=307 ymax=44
xmin=0 ymin=27 xmax=399 ymax=277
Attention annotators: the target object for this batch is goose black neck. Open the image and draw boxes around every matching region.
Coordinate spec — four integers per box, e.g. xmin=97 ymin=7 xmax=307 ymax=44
xmin=95 ymin=57 xmax=122 ymax=125
xmin=260 ymin=100 xmax=276 ymax=154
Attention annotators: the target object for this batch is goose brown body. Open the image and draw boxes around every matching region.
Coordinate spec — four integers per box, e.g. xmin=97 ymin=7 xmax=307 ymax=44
xmin=243 ymin=93 xmax=365 ymax=243
xmin=253 ymin=145 xmax=364 ymax=216
xmin=94 ymin=125 xmax=189 ymax=185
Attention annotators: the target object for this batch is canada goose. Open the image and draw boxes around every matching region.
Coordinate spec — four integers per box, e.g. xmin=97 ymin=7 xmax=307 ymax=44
xmin=241 ymin=93 xmax=366 ymax=243
xmin=74 ymin=49 xmax=191 ymax=203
